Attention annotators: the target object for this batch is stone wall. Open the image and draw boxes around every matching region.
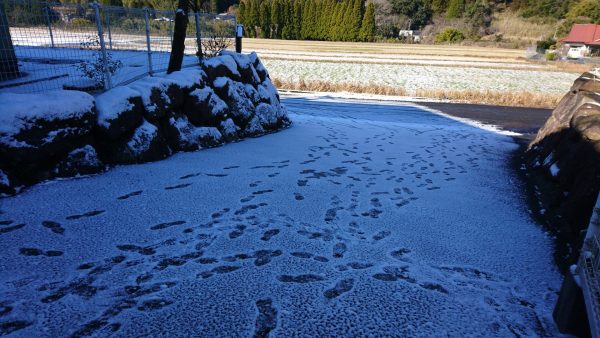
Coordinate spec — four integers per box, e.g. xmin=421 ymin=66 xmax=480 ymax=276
xmin=527 ymin=71 xmax=600 ymax=267
xmin=0 ymin=52 xmax=290 ymax=195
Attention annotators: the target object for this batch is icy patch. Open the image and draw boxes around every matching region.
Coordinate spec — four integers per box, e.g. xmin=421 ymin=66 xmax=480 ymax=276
xmin=128 ymin=120 xmax=158 ymax=155
xmin=0 ymin=90 xmax=94 ymax=135
xmin=96 ymin=87 xmax=139 ymax=128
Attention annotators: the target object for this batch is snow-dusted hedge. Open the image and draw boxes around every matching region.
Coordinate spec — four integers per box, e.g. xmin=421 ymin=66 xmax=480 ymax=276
xmin=0 ymin=52 xmax=290 ymax=195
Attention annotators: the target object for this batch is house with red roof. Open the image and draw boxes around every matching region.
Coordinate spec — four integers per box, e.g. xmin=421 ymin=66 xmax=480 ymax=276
xmin=560 ymin=24 xmax=600 ymax=59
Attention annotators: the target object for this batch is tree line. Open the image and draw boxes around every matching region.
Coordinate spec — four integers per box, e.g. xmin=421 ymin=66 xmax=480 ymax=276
xmin=237 ymin=0 xmax=376 ymax=42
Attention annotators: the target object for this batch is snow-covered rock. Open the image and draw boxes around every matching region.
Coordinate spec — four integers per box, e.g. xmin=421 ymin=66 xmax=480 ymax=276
xmin=219 ymin=118 xmax=240 ymax=141
xmin=221 ymin=51 xmax=261 ymax=85
xmin=105 ymin=120 xmax=170 ymax=164
xmin=184 ymin=87 xmax=228 ymax=126
xmin=161 ymin=68 xmax=206 ymax=91
xmin=95 ymin=87 xmax=144 ymax=140
xmin=128 ymin=77 xmax=177 ymax=122
xmin=202 ymin=55 xmax=242 ymax=82
xmin=248 ymin=52 xmax=268 ymax=82
xmin=219 ymin=79 xmax=255 ymax=127
xmin=165 ymin=114 xmax=223 ymax=151
xmin=54 ymin=145 xmax=104 ymax=177
xmin=0 ymin=90 xmax=95 ymax=180
xmin=255 ymin=103 xmax=279 ymax=130
xmin=0 ymin=53 xmax=289 ymax=195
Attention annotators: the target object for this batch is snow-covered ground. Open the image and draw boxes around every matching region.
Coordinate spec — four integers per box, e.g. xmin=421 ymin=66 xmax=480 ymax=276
xmin=0 ymin=95 xmax=562 ymax=336
xmin=263 ymin=59 xmax=579 ymax=95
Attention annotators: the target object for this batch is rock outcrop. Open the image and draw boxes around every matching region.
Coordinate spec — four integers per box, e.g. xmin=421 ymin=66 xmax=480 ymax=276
xmin=527 ymin=71 xmax=600 ymax=267
xmin=0 ymin=52 xmax=290 ymax=195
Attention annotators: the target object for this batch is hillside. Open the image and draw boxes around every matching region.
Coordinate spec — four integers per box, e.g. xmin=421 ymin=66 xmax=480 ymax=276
xmin=235 ymin=0 xmax=600 ymax=46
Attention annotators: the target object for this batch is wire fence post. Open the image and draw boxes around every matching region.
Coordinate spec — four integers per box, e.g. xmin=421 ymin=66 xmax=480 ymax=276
xmin=144 ymin=8 xmax=153 ymax=75
xmin=194 ymin=12 xmax=203 ymax=61
xmin=93 ymin=2 xmax=111 ymax=90
xmin=44 ymin=3 xmax=55 ymax=48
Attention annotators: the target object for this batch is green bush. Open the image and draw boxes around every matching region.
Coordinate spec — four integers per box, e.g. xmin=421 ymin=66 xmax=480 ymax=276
xmin=434 ymin=28 xmax=465 ymax=44
xmin=536 ymin=36 xmax=556 ymax=52
xmin=545 ymin=51 xmax=556 ymax=61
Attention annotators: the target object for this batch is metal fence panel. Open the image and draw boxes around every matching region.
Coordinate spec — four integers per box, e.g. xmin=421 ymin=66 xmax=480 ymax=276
xmin=0 ymin=0 xmax=236 ymax=94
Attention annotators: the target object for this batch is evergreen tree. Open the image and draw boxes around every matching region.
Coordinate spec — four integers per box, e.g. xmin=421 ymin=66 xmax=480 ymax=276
xmin=446 ymin=0 xmax=464 ymax=18
xmin=271 ymin=0 xmax=284 ymax=38
xmin=293 ymin=0 xmax=303 ymax=40
xmin=348 ymin=0 xmax=363 ymax=41
xmin=249 ymin=0 xmax=260 ymax=37
xmin=281 ymin=0 xmax=294 ymax=39
xmin=259 ymin=1 xmax=271 ymax=38
xmin=238 ymin=1 xmax=247 ymax=34
xmin=359 ymin=1 xmax=376 ymax=42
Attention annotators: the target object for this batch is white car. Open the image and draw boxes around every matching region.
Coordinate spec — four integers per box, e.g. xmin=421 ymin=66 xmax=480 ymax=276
xmin=567 ymin=46 xmax=587 ymax=59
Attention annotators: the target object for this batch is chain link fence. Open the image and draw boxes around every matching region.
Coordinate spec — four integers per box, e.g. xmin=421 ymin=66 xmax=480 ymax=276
xmin=0 ymin=0 xmax=236 ymax=94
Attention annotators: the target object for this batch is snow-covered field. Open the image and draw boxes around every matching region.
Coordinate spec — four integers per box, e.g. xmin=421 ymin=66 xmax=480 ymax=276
xmin=263 ymin=59 xmax=579 ymax=95
xmin=0 ymin=95 xmax=562 ymax=336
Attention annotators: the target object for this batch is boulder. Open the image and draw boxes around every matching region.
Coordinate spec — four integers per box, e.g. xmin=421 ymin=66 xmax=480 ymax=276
xmin=161 ymin=68 xmax=206 ymax=93
xmin=164 ymin=114 xmax=223 ymax=151
xmin=202 ymin=55 xmax=242 ymax=83
xmin=527 ymin=71 xmax=600 ymax=269
xmin=244 ymin=115 xmax=265 ymax=137
xmin=184 ymin=86 xmax=229 ymax=126
xmin=103 ymin=120 xmax=171 ymax=164
xmin=219 ymin=118 xmax=241 ymax=142
xmin=54 ymin=145 xmax=104 ymax=177
xmin=129 ymin=77 xmax=181 ymax=123
xmin=216 ymin=78 xmax=256 ymax=128
xmin=255 ymin=103 xmax=279 ymax=130
xmin=248 ymin=52 xmax=268 ymax=83
xmin=221 ymin=51 xmax=261 ymax=86
xmin=95 ymin=87 xmax=144 ymax=140
xmin=0 ymin=90 xmax=95 ymax=178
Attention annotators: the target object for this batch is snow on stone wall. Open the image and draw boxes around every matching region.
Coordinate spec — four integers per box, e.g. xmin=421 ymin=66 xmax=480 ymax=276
xmin=526 ymin=71 xmax=600 ymax=267
xmin=0 ymin=52 xmax=290 ymax=195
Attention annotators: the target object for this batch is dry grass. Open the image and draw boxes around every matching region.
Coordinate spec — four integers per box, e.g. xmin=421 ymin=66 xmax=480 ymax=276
xmin=491 ymin=11 xmax=557 ymax=43
xmin=273 ymin=78 xmax=562 ymax=108
xmin=414 ymin=89 xmax=562 ymax=108
xmin=552 ymin=62 xmax=595 ymax=74
xmin=272 ymin=78 xmax=408 ymax=96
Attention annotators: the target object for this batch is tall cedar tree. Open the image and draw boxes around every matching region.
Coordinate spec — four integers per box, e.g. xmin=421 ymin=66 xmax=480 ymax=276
xmin=359 ymin=1 xmax=376 ymax=42
xmin=259 ymin=1 xmax=271 ymax=38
